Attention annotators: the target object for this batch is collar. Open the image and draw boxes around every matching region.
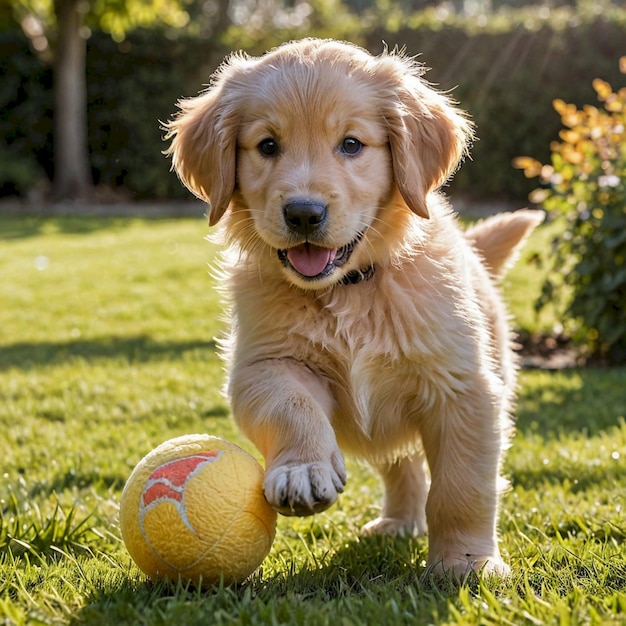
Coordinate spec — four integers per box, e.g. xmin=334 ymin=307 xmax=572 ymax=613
xmin=339 ymin=265 xmax=376 ymax=286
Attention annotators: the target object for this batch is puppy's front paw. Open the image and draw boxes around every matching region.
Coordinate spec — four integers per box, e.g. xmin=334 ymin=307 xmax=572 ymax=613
xmin=264 ymin=454 xmax=347 ymax=516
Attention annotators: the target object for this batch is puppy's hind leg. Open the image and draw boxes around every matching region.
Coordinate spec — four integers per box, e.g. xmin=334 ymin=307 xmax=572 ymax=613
xmin=362 ymin=452 xmax=429 ymax=537
xmin=420 ymin=397 xmax=511 ymax=580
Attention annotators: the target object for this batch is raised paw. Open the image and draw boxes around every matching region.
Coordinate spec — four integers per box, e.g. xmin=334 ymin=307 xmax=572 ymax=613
xmin=264 ymin=456 xmax=347 ymax=516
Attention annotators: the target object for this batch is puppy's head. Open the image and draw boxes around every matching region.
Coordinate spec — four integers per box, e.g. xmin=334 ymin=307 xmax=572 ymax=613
xmin=165 ymin=39 xmax=472 ymax=289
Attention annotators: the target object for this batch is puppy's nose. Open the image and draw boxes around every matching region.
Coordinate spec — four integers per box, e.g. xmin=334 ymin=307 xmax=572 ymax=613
xmin=283 ymin=200 xmax=327 ymax=236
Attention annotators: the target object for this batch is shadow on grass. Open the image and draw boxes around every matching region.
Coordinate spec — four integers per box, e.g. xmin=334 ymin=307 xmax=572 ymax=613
xmin=69 ymin=536 xmax=459 ymax=625
xmin=1 ymin=210 xmax=206 ymax=240
xmin=510 ymin=454 xmax=625 ymax=496
xmin=516 ymin=367 xmax=626 ymax=437
xmin=26 ymin=468 xmax=128 ymax=498
xmin=1 ymin=216 xmax=142 ymax=240
xmin=0 ymin=335 xmax=218 ymax=370
xmin=511 ymin=367 xmax=626 ymax=492
xmin=266 ymin=534 xmax=431 ymax=596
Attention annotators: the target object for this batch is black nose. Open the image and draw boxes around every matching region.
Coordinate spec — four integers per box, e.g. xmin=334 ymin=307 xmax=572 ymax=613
xmin=283 ymin=200 xmax=327 ymax=236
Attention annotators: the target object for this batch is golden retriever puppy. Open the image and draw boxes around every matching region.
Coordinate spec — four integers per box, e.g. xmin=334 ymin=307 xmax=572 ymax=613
xmin=165 ymin=38 xmax=543 ymax=579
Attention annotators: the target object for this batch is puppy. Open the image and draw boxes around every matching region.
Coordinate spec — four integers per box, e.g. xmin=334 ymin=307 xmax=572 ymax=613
xmin=165 ymin=38 xmax=543 ymax=579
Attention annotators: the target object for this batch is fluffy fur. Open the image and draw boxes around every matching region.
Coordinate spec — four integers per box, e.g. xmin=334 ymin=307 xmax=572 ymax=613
xmin=165 ymin=38 xmax=544 ymax=579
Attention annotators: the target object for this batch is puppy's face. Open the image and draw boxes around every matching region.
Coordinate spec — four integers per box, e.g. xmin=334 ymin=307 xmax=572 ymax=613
xmin=166 ymin=39 xmax=472 ymax=289
xmin=235 ymin=65 xmax=395 ymax=288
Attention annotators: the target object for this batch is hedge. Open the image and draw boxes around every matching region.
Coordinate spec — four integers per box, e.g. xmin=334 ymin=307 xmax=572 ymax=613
xmin=0 ymin=33 xmax=54 ymax=196
xmin=1 ymin=12 xmax=625 ymax=202
xmin=369 ymin=14 xmax=626 ymax=201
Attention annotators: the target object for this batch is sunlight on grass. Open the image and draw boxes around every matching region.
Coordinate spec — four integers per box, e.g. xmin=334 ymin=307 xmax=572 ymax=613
xmin=1 ymin=216 xmax=625 ymax=625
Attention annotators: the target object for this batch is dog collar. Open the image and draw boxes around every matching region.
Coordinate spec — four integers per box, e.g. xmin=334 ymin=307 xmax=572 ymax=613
xmin=339 ymin=265 xmax=376 ymax=286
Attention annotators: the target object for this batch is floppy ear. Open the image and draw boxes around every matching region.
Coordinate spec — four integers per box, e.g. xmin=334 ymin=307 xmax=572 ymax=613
xmin=382 ymin=60 xmax=473 ymax=219
xmin=164 ymin=70 xmax=240 ymax=226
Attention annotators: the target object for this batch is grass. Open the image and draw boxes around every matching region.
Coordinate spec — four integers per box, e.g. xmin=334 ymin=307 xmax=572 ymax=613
xmin=1 ymin=214 xmax=625 ymax=625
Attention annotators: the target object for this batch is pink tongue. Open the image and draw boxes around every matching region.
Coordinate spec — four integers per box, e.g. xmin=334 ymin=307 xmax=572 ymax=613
xmin=287 ymin=244 xmax=337 ymax=277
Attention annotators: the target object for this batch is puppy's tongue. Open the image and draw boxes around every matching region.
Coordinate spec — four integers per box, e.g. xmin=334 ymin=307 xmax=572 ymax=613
xmin=287 ymin=244 xmax=337 ymax=277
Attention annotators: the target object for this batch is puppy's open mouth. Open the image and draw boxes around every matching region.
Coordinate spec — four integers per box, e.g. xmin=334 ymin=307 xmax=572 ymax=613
xmin=277 ymin=232 xmax=364 ymax=281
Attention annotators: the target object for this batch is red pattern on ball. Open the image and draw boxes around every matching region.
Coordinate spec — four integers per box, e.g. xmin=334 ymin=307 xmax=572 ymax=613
xmin=140 ymin=450 xmax=223 ymax=535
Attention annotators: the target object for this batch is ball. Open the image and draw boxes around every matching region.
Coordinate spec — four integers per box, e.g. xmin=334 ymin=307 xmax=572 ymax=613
xmin=119 ymin=434 xmax=277 ymax=586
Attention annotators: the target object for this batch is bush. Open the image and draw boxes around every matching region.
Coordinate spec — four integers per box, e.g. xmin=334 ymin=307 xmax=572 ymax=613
xmin=0 ymin=31 xmax=53 ymax=196
xmin=368 ymin=12 xmax=626 ymax=201
xmin=0 ymin=29 xmax=227 ymax=200
xmin=515 ymin=57 xmax=626 ymax=363
xmin=85 ymin=31 xmax=226 ymax=199
xmin=2 ymin=8 xmax=626 ymax=202
xmin=0 ymin=146 xmax=39 ymax=196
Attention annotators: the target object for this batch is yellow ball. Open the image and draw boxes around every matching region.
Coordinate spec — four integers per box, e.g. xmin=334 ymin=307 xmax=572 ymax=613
xmin=119 ymin=434 xmax=277 ymax=586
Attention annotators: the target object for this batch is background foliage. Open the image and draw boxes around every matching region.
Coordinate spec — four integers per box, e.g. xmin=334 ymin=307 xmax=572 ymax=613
xmin=515 ymin=58 xmax=626 ymax=363
xmin=1 ymin=5 xmax=626 ymax=202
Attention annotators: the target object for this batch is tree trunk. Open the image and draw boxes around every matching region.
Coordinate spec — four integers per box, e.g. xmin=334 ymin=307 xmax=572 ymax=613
xmin=53 ymin=0 xmax=92 ymax=200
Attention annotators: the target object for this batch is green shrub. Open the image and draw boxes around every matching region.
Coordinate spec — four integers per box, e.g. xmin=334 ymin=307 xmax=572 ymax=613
xmin=515 ymin=57 xmax=626 ymax=363
xmin=0 ymin=29 xmax=226 ymax=200
xmin=0 ymin=31 xmax=53 ymax=196
xmin=370 ymin=13 xmax=626 ymax=201
xmin=2 ymin=9 xmax=626 ymax=202
xmin=0 ymin=146 xmax=39 ymax=195
xmin=85 ymin=30 xmax=227 ymax=199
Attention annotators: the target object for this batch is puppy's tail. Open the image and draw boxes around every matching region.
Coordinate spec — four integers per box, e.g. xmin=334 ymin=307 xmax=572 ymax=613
xmin=465 ymin=209 xmax=545 ymax=278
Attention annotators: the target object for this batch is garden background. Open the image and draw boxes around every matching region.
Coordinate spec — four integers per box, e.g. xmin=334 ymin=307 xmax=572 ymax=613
xmin=1 ymin=0 xmax=625 ymax=624
xmin=2 ymin=0 xmax=626 ymax=204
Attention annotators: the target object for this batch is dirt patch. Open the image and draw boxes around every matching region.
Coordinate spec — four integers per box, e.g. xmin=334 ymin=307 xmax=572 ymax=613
xmin=516 ymin=332 xmax=584 ymax=370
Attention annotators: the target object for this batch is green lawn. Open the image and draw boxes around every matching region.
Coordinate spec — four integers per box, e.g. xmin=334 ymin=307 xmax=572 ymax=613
xmin=1 ymin=215 xmax=625 ymax=625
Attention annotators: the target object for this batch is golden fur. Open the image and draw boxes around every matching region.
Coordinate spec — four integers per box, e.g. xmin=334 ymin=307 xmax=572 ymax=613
xmin=165 ymin=38 xmax=544 ymax=579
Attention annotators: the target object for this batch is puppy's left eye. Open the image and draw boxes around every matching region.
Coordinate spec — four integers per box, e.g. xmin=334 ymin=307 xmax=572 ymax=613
xmin=340 ymin=137 xmax=363 ymax=156
xmin=258 ymin=138 xmax=279 ymax=157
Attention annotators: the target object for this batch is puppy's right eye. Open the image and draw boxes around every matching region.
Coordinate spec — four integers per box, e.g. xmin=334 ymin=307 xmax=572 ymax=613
xmin=258 ymin=138 xmax=279 ymax=157
xmin=340 ymin=137 xmax=363 ymax=156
